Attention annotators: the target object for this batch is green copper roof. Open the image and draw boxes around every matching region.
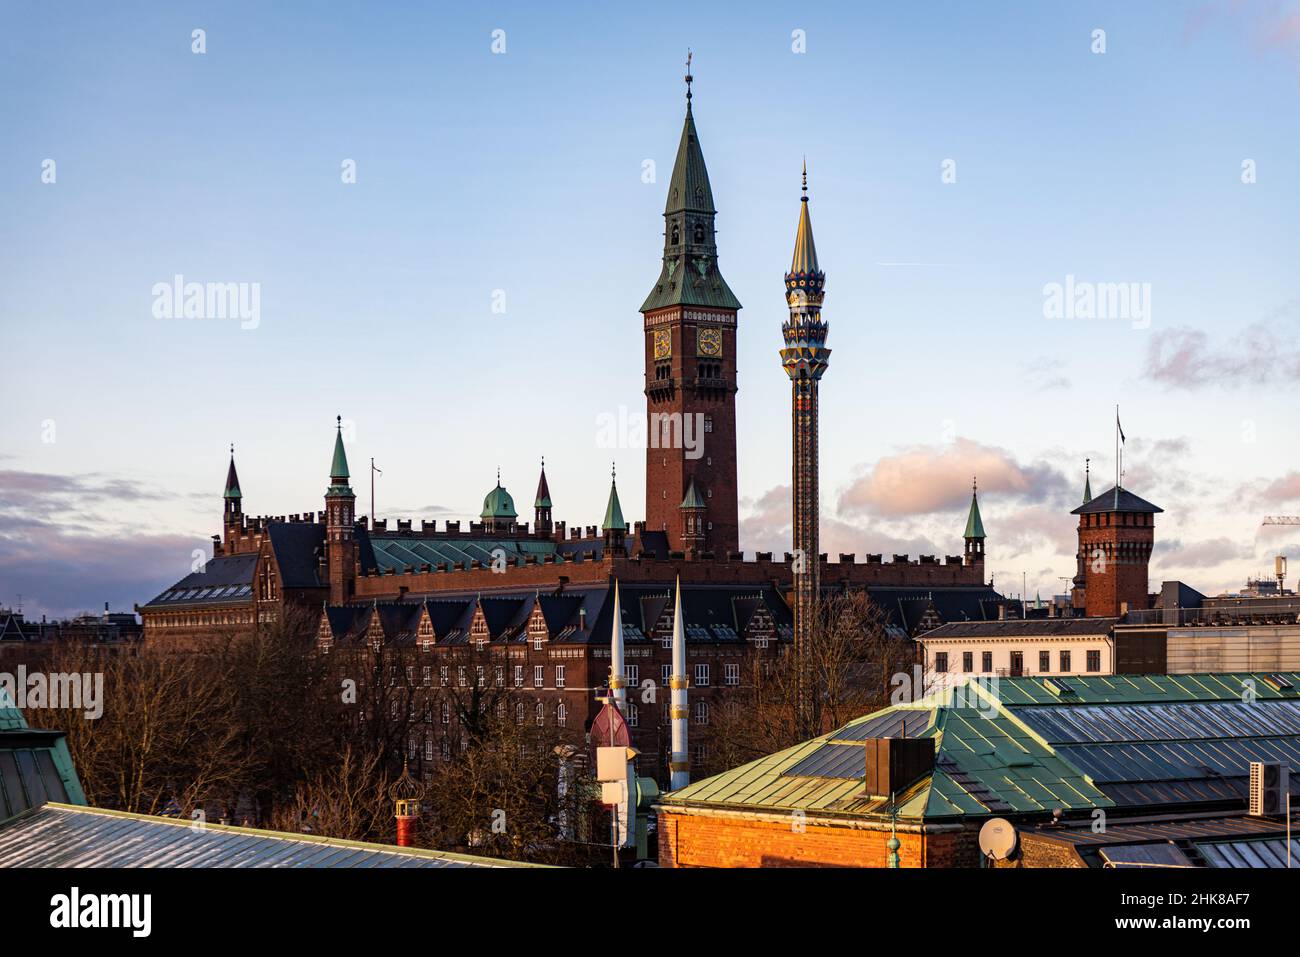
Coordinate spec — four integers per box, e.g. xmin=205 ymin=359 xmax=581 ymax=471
xmin=602 ymin=478 xmax=626 ymax=532
xmin=1082 ymin=466 xmax=1092 ymax=505
xmin=223 ymin=454 xmax=242 ymax=500
xmin=679 ymin=478 xmax=706 ymax=510
xmin=0 ymin=699 xmax=88 ymax=823
xmin=330 ymin=425 xmax=349 ymax=481
xmin=481 ymin=483 xmax=518 ymax=521
xmin=639 ymin=98 xmax=742 ymax=313
xmin=963 ymin=489 xmax=985 ymax=539
xmin=659 ymin=683 xmax=1111 ymax=822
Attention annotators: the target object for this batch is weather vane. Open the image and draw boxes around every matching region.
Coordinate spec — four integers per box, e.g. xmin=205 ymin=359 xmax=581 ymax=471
xmin=685 ymin=49 xmax=693 ymax=101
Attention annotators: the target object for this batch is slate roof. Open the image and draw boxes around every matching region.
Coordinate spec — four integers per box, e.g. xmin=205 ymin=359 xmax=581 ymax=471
xmin=266 ymin=521 xmax=326 ymax=588
xmin=920 ymin=618 xmax=1117 ymax=640
xmin=141 ymin=553 xmax=257 ymax=609
xmin=0 ymin=803 xmax=538 ymax=868
xmin=1071 ymin=485 xmax=1162 ymax=515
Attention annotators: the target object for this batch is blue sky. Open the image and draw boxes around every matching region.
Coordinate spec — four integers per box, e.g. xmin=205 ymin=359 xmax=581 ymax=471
xmin=2 ymin=1 xmax=1299 ymax=618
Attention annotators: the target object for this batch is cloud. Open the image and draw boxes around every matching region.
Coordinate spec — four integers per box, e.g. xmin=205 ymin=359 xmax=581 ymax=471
xmin=1261 ymin=472 xmax=1300 ymax=503
xmin=837 ymin=438 xmax=1071 ymax=517
xmin=0 ymin=469 xmax=210 ymax=620
xmin=1144 ymin=304 xmax=1300 ymax=390
xmin=1022 ymin=357 xmax=1071 ymax=392
xmin=1153 ymin=536 xmax=1253 ymax=569
xmin=740 ymin=485 xmax=942 ymax=558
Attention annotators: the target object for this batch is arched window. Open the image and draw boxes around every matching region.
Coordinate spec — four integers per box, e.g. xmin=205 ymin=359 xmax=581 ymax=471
xmin=693 ymin=222 xmax=706 ymax=243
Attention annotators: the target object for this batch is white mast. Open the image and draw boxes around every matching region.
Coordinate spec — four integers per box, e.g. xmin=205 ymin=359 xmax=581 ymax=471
xmin=609 ymin=579 xmax=627 ymax=710
xmin=669 ymin=574 xmax=690 ymax=790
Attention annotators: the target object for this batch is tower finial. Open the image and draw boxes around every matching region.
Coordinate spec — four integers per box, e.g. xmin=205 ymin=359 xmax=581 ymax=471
xmin=611 ymin=460 xmax=616 ymax=483
xmin=496 ymin=466 xmax=501 ymax=487
xmin=685 ymin=49 xmax=693 ymax=104
xmin=801 ymin=156 xmax=808 ymax=199
xmin=973 ymin=475 xmax=978 ymax=494
xmin=336 ymin=414 xmax=341 ymax=432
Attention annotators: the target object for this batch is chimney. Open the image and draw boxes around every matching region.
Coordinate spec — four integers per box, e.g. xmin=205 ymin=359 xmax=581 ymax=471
xmin=998 ymin=604 xmax=1006 ymax=621
xmin=863 ymin=737 xmax=936 ymax=798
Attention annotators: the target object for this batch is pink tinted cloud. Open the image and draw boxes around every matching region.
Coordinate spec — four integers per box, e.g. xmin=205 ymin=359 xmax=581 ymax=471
xmin=837 ymin=438 xmax=1068 ymax=517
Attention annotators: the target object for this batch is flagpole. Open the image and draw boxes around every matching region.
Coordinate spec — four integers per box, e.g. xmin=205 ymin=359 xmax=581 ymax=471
xmin=1115 ymin=405 xmax=1120 ymax=493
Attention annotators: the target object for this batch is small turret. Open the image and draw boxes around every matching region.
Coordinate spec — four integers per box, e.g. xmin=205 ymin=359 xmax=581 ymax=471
xmin=325 ymin=416 xmax=357 ymax=604
xmin=602 ymin=464 xmax=627 ymax=552
xmin=963 ymin=477 xmax=985 ymax=569
xmin=534 ymin=457 xmax=553 ymax=537
xmin=480 ymin=469 xmax=518 ymax=535
xmin=223 ymin=444 xmax=243 ymax=549
xmin=679 ymin=478 xmax=707 ymax=557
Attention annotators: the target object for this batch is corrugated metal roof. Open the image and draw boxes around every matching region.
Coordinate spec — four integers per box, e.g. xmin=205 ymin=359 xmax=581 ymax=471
xmin=983 ymin=672 xmax=1300 ymax=706
xmin=0 ymin=804 xmax=538 ymax=868
xmin=1197 ymin=836 xmax=1300 ymax=868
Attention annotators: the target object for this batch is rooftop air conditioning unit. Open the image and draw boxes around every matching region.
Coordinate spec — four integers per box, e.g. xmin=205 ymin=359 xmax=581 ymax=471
xmin=1248 ymin=761 xmax=1289 ymax=817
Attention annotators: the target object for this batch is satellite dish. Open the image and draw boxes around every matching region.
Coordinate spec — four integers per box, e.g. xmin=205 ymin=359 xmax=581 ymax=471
xmin=979 ymin=818 xmax=1017 ymax=861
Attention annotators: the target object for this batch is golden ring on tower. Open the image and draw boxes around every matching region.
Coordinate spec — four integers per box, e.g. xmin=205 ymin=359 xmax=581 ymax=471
xmin=670 ymin=706 xmax=689 ymax=719
xmin=669 ymin=677 xmax=689 ymax=689
xmin=609 ymin=677 xmax=626 ymax=689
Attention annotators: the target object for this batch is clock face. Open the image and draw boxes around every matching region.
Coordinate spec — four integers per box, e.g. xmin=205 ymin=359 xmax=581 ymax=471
xmin=653 ymin=329 xmax=672 ymax=360
xmin=697 ymin=327 xmax=722 ymax=357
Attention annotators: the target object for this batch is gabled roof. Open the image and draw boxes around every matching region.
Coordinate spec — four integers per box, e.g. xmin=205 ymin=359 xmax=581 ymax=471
xmin=920 ymin=618 xmax=1117 ymax=640
xmin=1071 ymin=485 xmax=1162 ymax=515
xmin=266 ymin=521 xmax=326 ymax=588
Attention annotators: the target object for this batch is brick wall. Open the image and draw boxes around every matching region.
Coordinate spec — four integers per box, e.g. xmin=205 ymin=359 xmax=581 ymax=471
xmin=657 ymin=811 xmax=980 ymax=868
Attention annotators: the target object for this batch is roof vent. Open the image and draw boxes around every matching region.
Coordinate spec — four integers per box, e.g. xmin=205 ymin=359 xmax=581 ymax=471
xmin=1043 ymin=677 xmax=1075 ymax=697
xmin=863 ymin=737 xmax=935 ymax=799
xmin=1262 ymin=673 xmax=1296 ymax=694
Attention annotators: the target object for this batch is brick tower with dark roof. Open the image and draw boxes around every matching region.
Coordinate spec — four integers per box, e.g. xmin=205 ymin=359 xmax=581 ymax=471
xmin=640 ymin=61 xmax=741 ymax=557
xmin=325 ymin=417 xmax=357 ymax=604
xmin=1071 ymin=483 xmax=1161 ymax=617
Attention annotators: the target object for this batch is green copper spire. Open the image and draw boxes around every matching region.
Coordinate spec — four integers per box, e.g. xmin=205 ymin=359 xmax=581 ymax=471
xmin=1081 ymin=458 xmax=1093 ymax=505
xmin=964 ymin=478 xmax=986 ymax=540
xmin=602 ymin=464 xmax=627 ymax=532
xmin=679 ymin=477 xmax=706 ymax=510
xmin=640 ymin=60 xmax=742 ymax=313
xmin=534 ymin=458 xmax=552 ymax=509
xmin=223 ymin=445 xmax=242 ymax=501
xmin=326 ymin=416 xmax=353 ymax=498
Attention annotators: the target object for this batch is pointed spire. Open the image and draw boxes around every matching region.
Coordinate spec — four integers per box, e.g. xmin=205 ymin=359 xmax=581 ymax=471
xmin=665 ymin=78 xmax=714 ymax=216
xmin=1082 ymin=458 xmax=1093 ymax=505
xmin=789 ymin=161 xmax=820 ymax=275
xmin=609 ymin=580 xmax=626 ymax=708
xmin=669 ymin=574 xmax=689 ymax=791
xmin=964 ymin=476 xmax=986 ymax=540
xmin=330 ymin=416 xmax=349 ymax=481
xmin=602 ymin=462 xmax=627 ymax=532
xmin=223 ymin=444 xmax=242 ymax=500
xmin=534 ymin=456 xmax=552 ymax=509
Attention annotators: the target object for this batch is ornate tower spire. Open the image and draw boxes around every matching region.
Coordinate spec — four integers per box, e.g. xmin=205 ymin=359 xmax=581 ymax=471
xmin=668 ymin=574 xmax=690 ymax=791
xmin=534 ymin=456 xmax=553 ymax=537
xmin=325 ymin=416 xmax=357 ymax=604
xmin=640 ymin=61 xmax=742 ymax=556
xmin=781 ymin=165 xmax=829 ymax=737
xmin=964 ymin=477 xmax=986 ymax=569
xmin=1081 ymin=458 xmax=1093 ymax=505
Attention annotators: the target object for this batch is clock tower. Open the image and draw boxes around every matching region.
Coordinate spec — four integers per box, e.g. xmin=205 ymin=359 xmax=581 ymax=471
xmin=639 ymin=61 xmax=742 ymax=556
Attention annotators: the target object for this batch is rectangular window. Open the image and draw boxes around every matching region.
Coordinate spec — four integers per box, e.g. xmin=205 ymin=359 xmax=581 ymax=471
xmin=555 ymin=665 xmax=566 ymax=689
xmin=1060 ymin=650 xmax=1072 ymax=672
xmin=627 ymin=703 xmax=639 ymax=728
xmin=694 ymin=701 xmax=709 ymax=725
xmin=694 ymin=663 xmax=710 ymax=687
xmin=1039 ymin=651 xmax=1050 ymax=673
xmin=625 ymin=664 xmax=639 ymax=684
xmin=513 ymin=665 xmax=523 ymax=688
xmin=494 ymin=665 xmax=504 ymax=687
xmin=439 ymin=666 xmax=449 ymax=687
xmin=934 ymin=652 xmax=949 ymax=673
xmin=724 ymin=663 xmax=740 ymax=686
xmin=1086 ymin=650 xmax=1101 ymax=672
xmin=422 ymin=665 xmax=432 ymax=687
xmin=457 ymin=666 xmax=467 ymax=687
xmin=534 ymin=665 xmax=544 ymax=688
xmin=662 ymin=664 xmax=671 ymax=687
xmin=981 ymin=651 xmax=993 ymax=672
xmin=962 ymin=652 xmax=973 ymax=673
